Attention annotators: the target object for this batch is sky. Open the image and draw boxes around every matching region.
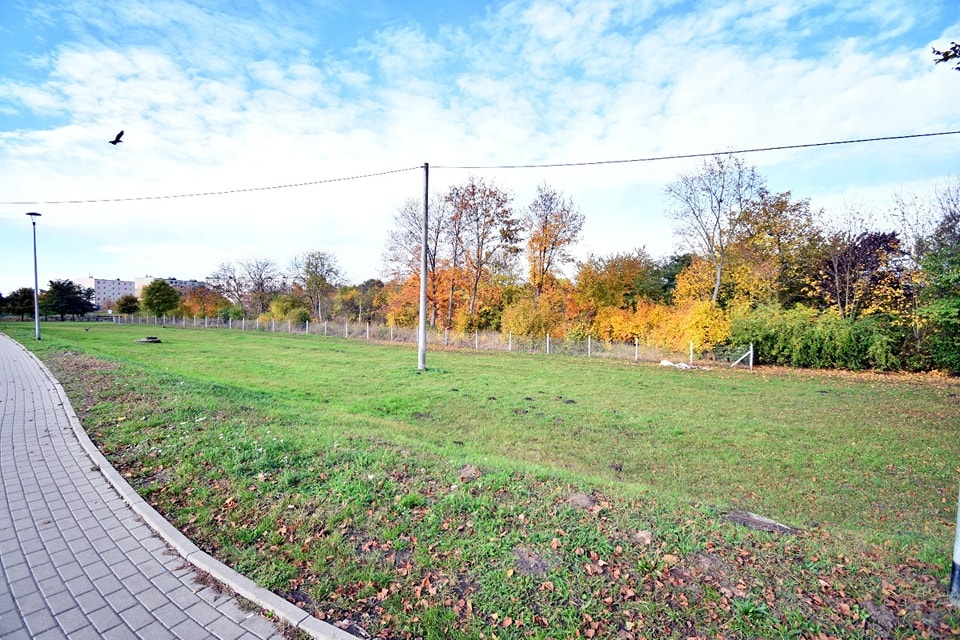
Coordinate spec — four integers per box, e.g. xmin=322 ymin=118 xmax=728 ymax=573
xmin=1 ymin=0 xmax=958 ymax=295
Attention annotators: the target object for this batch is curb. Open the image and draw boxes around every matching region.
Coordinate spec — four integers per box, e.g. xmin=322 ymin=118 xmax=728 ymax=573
xmin=20 ymin=342 xmax=360 ymax=640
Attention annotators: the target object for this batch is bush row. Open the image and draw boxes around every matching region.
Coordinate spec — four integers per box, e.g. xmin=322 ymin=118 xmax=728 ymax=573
xmin=729 ymin=305 xmax=915 ymax=371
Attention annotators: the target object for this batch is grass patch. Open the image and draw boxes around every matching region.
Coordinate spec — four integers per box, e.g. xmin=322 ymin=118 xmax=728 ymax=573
xmin=4 ymin=322 xmax=960 ymax=639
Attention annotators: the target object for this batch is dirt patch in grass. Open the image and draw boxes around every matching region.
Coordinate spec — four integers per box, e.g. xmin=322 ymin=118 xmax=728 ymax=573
xmin=512 ymin=546 xmax=554 ymax=578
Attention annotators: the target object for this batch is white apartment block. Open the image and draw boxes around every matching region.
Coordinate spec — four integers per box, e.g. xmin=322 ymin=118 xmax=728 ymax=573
xmin=134 ymin=276 xmax=205 ymax=298
xmin=76 ymin=277 xmax=135 ymax=309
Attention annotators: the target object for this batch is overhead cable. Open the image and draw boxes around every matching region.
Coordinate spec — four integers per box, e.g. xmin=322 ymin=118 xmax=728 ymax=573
xmin=2 ymin=166 xmax=423 ymax=206
xmin=3 ymin=130 xmax=958 ymax=205
xmin=433 ymin=130 xmax=960 ymax=170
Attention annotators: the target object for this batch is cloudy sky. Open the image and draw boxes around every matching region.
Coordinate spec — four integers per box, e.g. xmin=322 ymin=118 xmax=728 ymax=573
xmin=1 ymin=0 xmax=958 ymax=295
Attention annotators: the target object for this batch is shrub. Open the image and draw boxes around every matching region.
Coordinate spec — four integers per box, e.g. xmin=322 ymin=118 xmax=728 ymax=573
xmin=731 ymin=306 xmax=905 ymax=371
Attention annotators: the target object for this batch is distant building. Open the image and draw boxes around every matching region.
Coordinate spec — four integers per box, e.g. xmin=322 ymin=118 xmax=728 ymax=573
xmin=134 ymin=276 xmax=205 ymax=298
xmin=75 ymin=277 xmax=135 ymax=309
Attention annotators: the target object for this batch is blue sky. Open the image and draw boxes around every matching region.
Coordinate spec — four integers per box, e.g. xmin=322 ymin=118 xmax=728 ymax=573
xmin=1 ymin=0 xmax=958 ymax=296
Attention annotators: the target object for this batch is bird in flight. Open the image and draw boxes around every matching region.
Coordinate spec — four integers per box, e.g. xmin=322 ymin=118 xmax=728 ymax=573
xmin=109 ymin=130 xmax=124 ymax=145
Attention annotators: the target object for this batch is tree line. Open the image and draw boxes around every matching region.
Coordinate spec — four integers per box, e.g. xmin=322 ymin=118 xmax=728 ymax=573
xmin=2 ymin=158 xmax=957 ymax=374
xmin=379 ymin=162 xmax=958 ymax=374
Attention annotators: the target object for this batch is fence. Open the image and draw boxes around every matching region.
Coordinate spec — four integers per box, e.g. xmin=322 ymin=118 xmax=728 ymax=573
xmin=103 ymin=314 xmax=755 ymax=369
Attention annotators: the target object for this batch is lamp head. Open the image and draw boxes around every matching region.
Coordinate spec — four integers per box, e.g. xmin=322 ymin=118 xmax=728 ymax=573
xmin=26 ymin=212 xmax=41 ymax=220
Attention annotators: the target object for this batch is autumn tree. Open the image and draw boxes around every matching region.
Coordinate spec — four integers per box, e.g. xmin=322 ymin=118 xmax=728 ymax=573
xmin=446 ymin=177 xmax=520 ymax=322
xmin=656 ymin=254 xmax=694 ymax=304
xmin=179 ymin=285 xmax=226 ymax=318
xmin=140 ymin=279 xmax=180 ymax=316
xmin=289 ymin=250 xmax=342 ymax=321
xmin=728 ymin=190 xmax=823 ymax=307
xmin=333 ymin=279 xmax=386 ymax=323
xmin=383 ymin=196 xmax=451 ymax=326
xmin=574 ymin=249 xmax=662 ymax=314
xmin=813 ymin=231 xmax=906 ymax=319
xmin=666 ymin=155 xmax=764 ymax=304
xmin=523 ymin=184 xmax=584 ymax=300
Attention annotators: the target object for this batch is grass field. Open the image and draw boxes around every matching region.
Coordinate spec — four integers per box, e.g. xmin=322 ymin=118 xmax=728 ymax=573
xmin=4 ymin=322 xmax=959 ymax=639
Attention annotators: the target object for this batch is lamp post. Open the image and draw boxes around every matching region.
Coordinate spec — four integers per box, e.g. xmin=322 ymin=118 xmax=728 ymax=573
xmin=26 ymin=212 xmax=41 ymax=340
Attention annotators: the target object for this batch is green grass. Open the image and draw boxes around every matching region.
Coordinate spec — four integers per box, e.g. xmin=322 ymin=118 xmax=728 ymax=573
xmin=4 ymin=322 xmax=959 ymax=639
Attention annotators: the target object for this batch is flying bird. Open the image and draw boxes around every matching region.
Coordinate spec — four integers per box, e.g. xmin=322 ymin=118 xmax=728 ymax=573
xmin=109 ymin=130 xmax=124 ymax=145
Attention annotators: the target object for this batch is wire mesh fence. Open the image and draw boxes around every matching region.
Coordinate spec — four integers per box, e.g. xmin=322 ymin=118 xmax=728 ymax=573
xmin=99 ymin=313 xmax=754 ymax=369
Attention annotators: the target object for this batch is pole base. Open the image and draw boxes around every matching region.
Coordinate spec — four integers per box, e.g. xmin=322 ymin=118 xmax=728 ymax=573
xmin=951 ymin=561 xmax=960 ymax=607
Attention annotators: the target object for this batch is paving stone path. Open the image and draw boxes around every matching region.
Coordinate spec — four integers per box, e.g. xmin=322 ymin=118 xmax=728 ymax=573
xmin=0 ymin=333 xmax=354 ymax=640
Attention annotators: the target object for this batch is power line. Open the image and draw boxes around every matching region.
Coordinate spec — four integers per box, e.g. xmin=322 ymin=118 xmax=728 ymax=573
xmin=434 ymin=130 xmax=960 ymax=170
xmin=1 ymin=165 xmax=423 ymax=206
xmin=3 ymin=130 xmax=958 ymax=206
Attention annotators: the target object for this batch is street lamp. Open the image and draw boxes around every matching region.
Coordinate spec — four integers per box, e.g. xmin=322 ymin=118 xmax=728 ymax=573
xmin=26 ymin=212 xmax=41 ymax=340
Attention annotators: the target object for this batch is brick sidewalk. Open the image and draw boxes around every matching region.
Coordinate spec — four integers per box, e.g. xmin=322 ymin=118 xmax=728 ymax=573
xmin=0 ymin=333 xmax=354 ymax=640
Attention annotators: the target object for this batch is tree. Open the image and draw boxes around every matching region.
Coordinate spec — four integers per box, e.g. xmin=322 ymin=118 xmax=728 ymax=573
xmin=523 ymin=184 xmax=584 ymax=300
xmin=5 ymin=288 xmax=35 ymax=320
xmin=574 ymin=249 xmax=662 ymax=314
xmin=240 ymin=257 xmax=282 ymax=316
xmin=39 ymin=280 xmax=95 ymax=321
xmin=728 ymin=190 xmax=823 ymax=307
xmin=933 ymin=42 xmax=960 ymax=71
xmin=813 ymin=231 xmax=905 ymax=319
xmin=446 ymin=177 xmax=521 ymax=319
xmin=141 ymin=279 xmax=181 ymax=316
xmin=209 ymin=262 xmax=247 ymax=314
xmin=116 ymin=294 xmax=140 ymax=315
xmin=655 ymin=254 xmax=694 ymax=304
xmin=178 ymin=285 xmax=226 ymax=318
xmin=383 ymin=196 xmax=451 ymax=326
xmin=289 ymin=250 xmax=342 ymax=322
xmin=665 ymin=155 xmax=764 ymax=304
xmin=918 ymin=179 xmax=960 ymax=372
xmin=334 ymin=279 xmax=386 ymax=323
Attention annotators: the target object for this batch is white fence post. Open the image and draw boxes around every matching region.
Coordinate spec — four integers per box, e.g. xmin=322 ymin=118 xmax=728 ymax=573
xmin=635 ymin=337 xmax=639 ymax=362
xmin=547 ymin=334 xmax=551 ymax=355
xmin=689 ymin=341 xmax=694 ymax=365
xmin=509 ymin=332 xmax=513 ymax=352
xmin=367 ymin=322 xmax=370 ymax=340
xmin=749 ymin=343 xmax=754 ymax=370
xmin=475 ymin=329 xmax=479 ymax=350
xmin=588 ymin=336 xmax=592 ymax=358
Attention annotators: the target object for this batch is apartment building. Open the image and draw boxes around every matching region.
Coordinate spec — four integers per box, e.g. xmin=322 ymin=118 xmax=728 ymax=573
xmin=75 ymin=277 xmax=135 ymax=309
xmin=134 ymin=276 xmax=205 ymax=297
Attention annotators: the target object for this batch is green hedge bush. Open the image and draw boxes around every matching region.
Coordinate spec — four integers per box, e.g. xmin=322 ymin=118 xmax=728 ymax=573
xmin=730 ymin=305 xmax=904 ymax=371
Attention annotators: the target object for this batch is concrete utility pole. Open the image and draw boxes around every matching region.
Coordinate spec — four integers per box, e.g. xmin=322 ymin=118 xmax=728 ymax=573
xmin=417 ymin=163 xmax=429 ymax=371
xmin=951 ymin=484 xmax=960 ymax=607
xmin=26 ymin=212 xmax=41 ymax=340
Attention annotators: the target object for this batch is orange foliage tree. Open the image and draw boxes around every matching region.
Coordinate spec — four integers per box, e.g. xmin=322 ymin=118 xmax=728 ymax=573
xmin=522 ymin=184 xmax=584 ymax=300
